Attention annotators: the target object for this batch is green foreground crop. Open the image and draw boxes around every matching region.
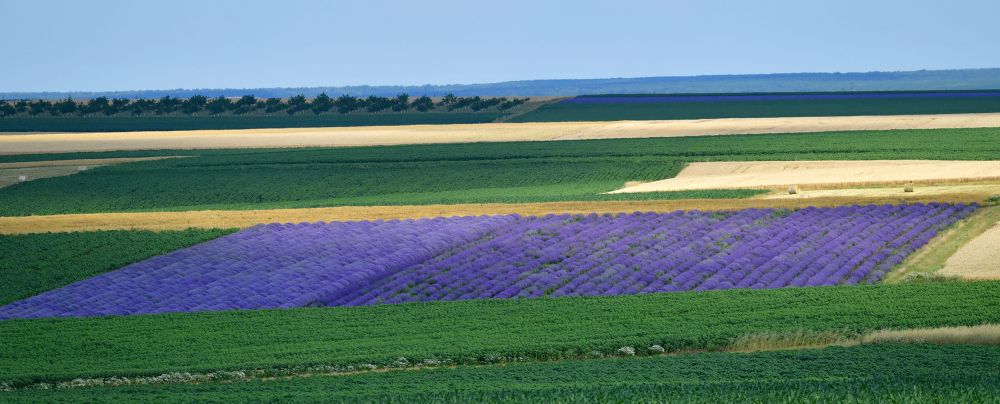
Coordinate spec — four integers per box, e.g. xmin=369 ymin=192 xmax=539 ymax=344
xmin=3 ymin=281 xmax=1000 ymax=386
xmin=5 ymin=344 xmax=998 ymax=402
xmin=0 ymin=127 xmax=998 ymax=215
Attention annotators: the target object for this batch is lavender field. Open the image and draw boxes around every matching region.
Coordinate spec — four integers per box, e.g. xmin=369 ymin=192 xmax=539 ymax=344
xmin=0 ymin=204 xmax=974 ymax=319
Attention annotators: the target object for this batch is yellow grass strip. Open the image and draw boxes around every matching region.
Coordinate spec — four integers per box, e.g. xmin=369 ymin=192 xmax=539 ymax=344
xmin=725 ymin=330 xmax=856 ymax=352
xmin=886 ymin=206 xmax=1000 ymax=283
xmin=863 ymin=324 xmax=1000 ymax=345
xmin=0 ymin=193 xmax=988 ymax=234
xmin=4 ymin=113 xmax=1000 ymax=155
xmin=0 ymin=156 xmax=185 ymax=169
xmin=760 ymin=184 xmax=1000 ymax=200
xmin=725 ymin=323 xmax=1000 ymax=354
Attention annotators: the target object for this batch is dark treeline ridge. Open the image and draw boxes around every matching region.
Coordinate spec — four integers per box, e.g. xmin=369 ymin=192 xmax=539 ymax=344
xmin=0 ymin=94 xmax=529 ymax=118
xmin=4 ymin=68 xmax=1000 ymax=99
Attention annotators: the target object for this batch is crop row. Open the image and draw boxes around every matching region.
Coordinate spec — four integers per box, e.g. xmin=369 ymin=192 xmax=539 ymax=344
xmin=329 ymin=204 xmax=971 ymax=306
xmin=0 ymin=204 xmax=972 ymax=319
xmin=3 ymin=281 xmax=1000 ymax=386
xmin=5 ymin=345 xmax=998 ymax=402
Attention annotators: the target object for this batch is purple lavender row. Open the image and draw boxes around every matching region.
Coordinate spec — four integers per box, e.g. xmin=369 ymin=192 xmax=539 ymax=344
xmin=0 ymin=216 xmax=515 ymax=319
xmin=328 ymin=204 xmax=974 ymax=306
xmin=562 ymin=92 xmax=1000 ymax=104
xmin=0 ymin=204 xmax=974 ymax=319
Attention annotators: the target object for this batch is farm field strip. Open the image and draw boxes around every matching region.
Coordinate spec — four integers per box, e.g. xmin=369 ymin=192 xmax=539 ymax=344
xmin=759 ymin=183 xmax=1000 ymax=200
xmin=0 ymin=205 xmax=970 ymax=319
xmin=561 ymin=91 xmax=1000 ymax=103
xmin=939 ymin=220 xmax=1000 ymax=279
xmin=4 ymin=113 xmax=1000 ymax=154
xmin=513 ymin=91 xmax=1000 ymax=122
xmin=3 ymin=281 xmax=1000 ymax=387
xmin=0 ymin=193 xmax=992 ymax=235
xmin=612 ymin=160 xmax=1000 ymax=193
xmin=5 ymin=337 xmax=1000 ymax=396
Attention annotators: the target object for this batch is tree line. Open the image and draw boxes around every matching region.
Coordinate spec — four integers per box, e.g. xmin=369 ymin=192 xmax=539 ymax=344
xmin=0 ymin=94 xmax=529 ymax=117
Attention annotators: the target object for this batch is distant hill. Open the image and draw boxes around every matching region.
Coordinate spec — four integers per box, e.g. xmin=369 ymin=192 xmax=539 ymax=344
xmin=4 ymin=68 xmax=1000 ymax=100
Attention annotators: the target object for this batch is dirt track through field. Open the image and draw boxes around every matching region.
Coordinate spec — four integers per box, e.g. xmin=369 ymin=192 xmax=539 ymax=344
xmin=0 ymin=192 xmax=989 ymax=234
xmin=612 ymin=160 xmax=1000 ymax=193
xmin=3 ymin=113 xmax=1000 ymax=154
xmin=0 ymin=156 xmax=184 ymax=188
xmin=939 ymin=221 xmax=1000 ymax=280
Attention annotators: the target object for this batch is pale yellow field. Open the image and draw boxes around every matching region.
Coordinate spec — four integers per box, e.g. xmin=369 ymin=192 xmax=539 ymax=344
xmin=939 ymin=221 xmax=1000 ymax=279
xmin=4 ymin=113 xmax=1000 ymax=154
xmin=759 ymin=183 xmax=1000 ymax=199
xmin=863 ymin=324 xmax=1000 ymax=345
xmin=611 ymin=160 xmax=1000 ymax=194
xmin=0 ymin=156 xmax=183 ymax=188
xmin=0 ymin=192 xmax=988 ymax=234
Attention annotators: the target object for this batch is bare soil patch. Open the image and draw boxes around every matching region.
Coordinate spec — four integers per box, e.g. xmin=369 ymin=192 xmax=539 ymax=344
xmin=3 ymin=113 xmax=1000 ymax=155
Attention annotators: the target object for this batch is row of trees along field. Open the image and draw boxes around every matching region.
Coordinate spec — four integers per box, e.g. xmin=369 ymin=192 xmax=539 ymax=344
xmin=0 ymin=94 xmax=529 ymax=117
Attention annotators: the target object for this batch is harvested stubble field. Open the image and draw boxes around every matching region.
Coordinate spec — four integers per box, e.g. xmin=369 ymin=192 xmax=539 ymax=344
xmin=940 ymin=220 xmax=1000 ymax=279
xmin=3 ymin=113 xmax=1000 ymax=154
xmin=0 ymin=194 xmax=991 ymax=234
xmin=611 ymin=160 xmax=1000 ymax=193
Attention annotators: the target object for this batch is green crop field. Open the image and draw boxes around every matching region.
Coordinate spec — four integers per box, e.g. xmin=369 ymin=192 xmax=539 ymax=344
xmin=5 ymin=344 xmax=998 ymax=402
xmin=0 ymin=127 xmax=998 ymax=215
xmin=0 ymin=229 xmax=234 ymax=306
xmin=512 ymin=93 xmax=1000 ymax=122
xmin=3 ymin=281 xmax=999 ymax=387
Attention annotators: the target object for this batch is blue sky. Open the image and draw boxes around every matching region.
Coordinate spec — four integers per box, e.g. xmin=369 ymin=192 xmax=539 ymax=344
xmin=3 ymin=0 xmax=999 ymax=92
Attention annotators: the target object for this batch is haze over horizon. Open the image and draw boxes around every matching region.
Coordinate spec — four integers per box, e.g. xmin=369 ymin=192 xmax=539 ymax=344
xmin=4 ymin=0 xmax=1000 ymax=93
